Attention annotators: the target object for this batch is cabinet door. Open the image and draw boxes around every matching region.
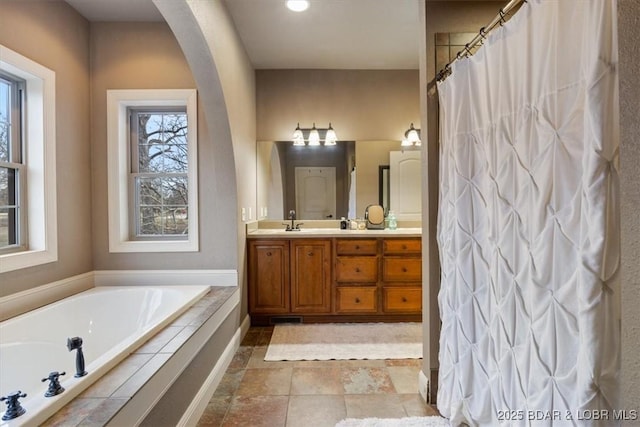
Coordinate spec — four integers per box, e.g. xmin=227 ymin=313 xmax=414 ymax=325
xmin=290 ymin=239 xmax=332 ymax=313
xmin=249 ymin=240 xmax=290 ymax=314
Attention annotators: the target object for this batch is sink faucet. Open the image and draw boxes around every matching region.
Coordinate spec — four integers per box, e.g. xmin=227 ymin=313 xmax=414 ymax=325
xmin=282 ymin=210 xmax=302 ymax=231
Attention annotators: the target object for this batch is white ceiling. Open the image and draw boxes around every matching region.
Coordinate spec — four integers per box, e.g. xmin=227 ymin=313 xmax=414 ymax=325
xmin=64 ymin=0 xmax=421 ymax=70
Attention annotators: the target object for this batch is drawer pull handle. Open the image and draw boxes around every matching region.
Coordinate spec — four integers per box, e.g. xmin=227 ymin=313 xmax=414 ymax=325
xmin=308 ymin=252 xmax=314 ymax=256
xmin=355 ymin=268 xmax=361 ymax=273
xmin=355 ymin=298 xmax=360 ymax=303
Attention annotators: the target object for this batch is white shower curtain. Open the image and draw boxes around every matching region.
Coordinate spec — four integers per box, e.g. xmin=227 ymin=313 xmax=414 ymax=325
xmin=436 ymin=1 xmax=619 ymax=426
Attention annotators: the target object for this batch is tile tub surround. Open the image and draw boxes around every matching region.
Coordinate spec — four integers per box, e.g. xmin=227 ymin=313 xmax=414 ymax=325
xmin=196 ymin=327 xmax=441 ymax=427
xmin=39 ymin=286 xmax=238 ymax=427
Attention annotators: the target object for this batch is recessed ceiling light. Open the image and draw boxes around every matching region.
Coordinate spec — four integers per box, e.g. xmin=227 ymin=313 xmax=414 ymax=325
xmin=286 ymin=0 xmax=309 ymax=12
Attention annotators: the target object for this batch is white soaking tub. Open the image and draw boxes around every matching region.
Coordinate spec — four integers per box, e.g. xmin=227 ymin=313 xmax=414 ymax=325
xmin=0 ymin=285 xmax=209 ymax=426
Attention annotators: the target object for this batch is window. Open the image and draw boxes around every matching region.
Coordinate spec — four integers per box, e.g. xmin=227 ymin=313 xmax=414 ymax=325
xmin=0 ymin=73 xmax=25 ymax=251
xmin=107 ymin=89 xmax=198 ymax=253
xmin=129 ymin=108 xmax=189 ymax=240
xmin=0 ymin=45 xmax=57 ymax=273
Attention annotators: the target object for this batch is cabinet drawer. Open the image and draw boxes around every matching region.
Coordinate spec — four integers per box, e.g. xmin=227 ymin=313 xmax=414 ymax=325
xmin=336 ymin=287 xmax=377 ymax=313
xmin=336 ymin=239 xmax=378 ymax=255
xmin=336 ymin=257 xmax=378 ymax=282
xmin=383 ymin=239 xmax=421 ymax=255
xmin=383 ymin=287 xmax=422 ymax=313
xmin=382 ymin=258 xmax=422 ymax=282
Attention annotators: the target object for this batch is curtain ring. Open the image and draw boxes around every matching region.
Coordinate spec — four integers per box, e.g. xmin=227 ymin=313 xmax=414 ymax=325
xmin=499 ymin=9 xmax=506 ymax=26
xmin=464 ymin=43 xmax=472 ymax=57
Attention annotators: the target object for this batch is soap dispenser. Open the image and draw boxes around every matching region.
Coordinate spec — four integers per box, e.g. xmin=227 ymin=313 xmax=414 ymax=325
xmin=387 ymin=211 xmax=397 ymax=230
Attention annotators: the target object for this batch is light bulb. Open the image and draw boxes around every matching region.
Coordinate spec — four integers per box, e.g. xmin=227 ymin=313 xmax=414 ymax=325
xmin=324 ymin=123 xmax=337 ymax=145
xmin=286 ymin=0 xmax=309 ymax=12
xmin=308 ymin=123 xmax=320 ymax=146
xmin=292 ymin=123 xmax=305 ymax=146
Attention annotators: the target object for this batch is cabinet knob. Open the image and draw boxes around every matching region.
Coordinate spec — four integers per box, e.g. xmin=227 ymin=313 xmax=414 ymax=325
xmin=355 ymin=298 xmax=360 ymax=303
xmin=402 ymin=245 xmax=407 ymax=250
xmin=402 ymin=297 xmax=407 ymax=303
xmin=266 ymin=252 xmax=272 ymax=256
xmin=355 ymin=267 xmax=360 ymax=273
xmin=308 ymin=252 xmax=314 ymax=256
xmin=402 ymin=267 xmax=408 ymax=272
xmin=355 ymin=245 xmax=360 ymax=250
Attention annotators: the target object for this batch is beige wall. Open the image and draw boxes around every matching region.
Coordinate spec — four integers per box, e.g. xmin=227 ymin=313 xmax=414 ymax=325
xmin=256 ymin=69 xmax=420 ymax=142
xmin=0 ymin=1 xmax=92 ymax=297
xmin=90 ymin=22 xmax=226 ymax=270
xmin=619 ymin=0 xmax=640 ymax=417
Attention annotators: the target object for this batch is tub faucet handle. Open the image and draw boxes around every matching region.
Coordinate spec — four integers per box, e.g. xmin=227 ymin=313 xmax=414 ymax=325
xmin=41 ymin=371 xmax=66 ymax=397
xmin=1 ymin=391 xmax=27 ymax=421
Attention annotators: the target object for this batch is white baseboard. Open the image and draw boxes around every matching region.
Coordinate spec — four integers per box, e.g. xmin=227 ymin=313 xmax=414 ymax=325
xmin=0 ymin=272 xmax=94 ymax=321
xmin=93 ymin=269 xmax=238 ymax=287
xmin=418 ymin=369 xmax=429 ymax=404
xmin=177 ymin=314 xmax=251 ymax=427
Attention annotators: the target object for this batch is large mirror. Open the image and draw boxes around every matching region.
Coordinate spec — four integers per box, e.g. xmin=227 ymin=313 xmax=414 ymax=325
xmin=256 ymin=140 xmax=420 ymax=220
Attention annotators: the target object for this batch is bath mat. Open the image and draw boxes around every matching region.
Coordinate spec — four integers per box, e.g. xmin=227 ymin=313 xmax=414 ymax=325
xmin=335 ymin=416 xmax=449 ymax=427
xmin=264 ymin=322 xmax=422 ymax=361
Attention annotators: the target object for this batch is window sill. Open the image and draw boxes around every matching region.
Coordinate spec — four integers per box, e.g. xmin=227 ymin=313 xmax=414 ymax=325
xmin=0 ymin=248 xmax=57 ymax=273
xmin=108 ymin=240 xmax=198 ymax=253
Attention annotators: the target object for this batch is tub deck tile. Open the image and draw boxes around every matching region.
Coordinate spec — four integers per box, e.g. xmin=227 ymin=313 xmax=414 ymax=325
xmin=134 ymin=326 xmax=183 ymax=354
xmin=159 ymin=325 xmax=199 ymax=353
xmin=111 ymin=353 xmax=172 ymax=398
xmin=77 ymin=398 xmax=128 ymax=427
xmin=41 ymin=398 xmax=105 ymax=427
xmin=80 ymin=353 xmax=154 ymax=398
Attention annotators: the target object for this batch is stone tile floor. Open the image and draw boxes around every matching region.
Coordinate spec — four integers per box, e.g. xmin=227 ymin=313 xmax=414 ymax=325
xmin=196 ymin=327 xmax=440 ymax=427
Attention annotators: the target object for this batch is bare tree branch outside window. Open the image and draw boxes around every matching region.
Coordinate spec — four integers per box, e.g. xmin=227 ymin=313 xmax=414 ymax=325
xmin=131 ymin=109 xmax=189 ymax=238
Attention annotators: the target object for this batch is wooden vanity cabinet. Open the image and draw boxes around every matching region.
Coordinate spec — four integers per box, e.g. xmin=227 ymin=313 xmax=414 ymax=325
xmin=248 ymin=236 xmax=422 ymax=324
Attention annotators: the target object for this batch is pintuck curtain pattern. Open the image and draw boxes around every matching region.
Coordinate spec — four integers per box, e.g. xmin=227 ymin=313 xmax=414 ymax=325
xmin=436 ymin=1 xmax=619 ymax=426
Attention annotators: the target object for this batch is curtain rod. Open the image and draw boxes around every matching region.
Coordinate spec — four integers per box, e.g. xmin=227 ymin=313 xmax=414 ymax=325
xmin=436 ymin=0 xmax=527 ymax=82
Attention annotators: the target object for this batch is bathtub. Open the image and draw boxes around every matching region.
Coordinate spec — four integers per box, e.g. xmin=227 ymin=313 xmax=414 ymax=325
xmin=0 ymin=285 xmax=209 ymax=426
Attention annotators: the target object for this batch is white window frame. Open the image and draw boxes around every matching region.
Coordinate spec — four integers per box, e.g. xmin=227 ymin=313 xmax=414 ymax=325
xmin=0 ymin=45 xmax=57 ymax=273
xmin=107 ymin=89 xmax=199 ymax=253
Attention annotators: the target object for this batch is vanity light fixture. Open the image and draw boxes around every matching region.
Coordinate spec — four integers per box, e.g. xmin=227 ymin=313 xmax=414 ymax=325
xmin=286 ymin=0 xmax=309 ymax=12
xmin=291 ymin=122 xmax=339 ymax=146
xmin=401 ymin=123 xmax=421 ymax=147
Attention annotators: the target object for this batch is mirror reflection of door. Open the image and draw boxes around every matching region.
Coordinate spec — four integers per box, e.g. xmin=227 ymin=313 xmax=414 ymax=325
xmin=389 ymin=151 xmax=421 ymax=220
xmin=295 ymin=167 xmax=337 ymax=220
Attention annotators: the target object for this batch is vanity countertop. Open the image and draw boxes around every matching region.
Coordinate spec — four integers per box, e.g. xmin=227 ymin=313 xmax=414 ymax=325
xmin=246 ymin=227 xmax=422 ymax=238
